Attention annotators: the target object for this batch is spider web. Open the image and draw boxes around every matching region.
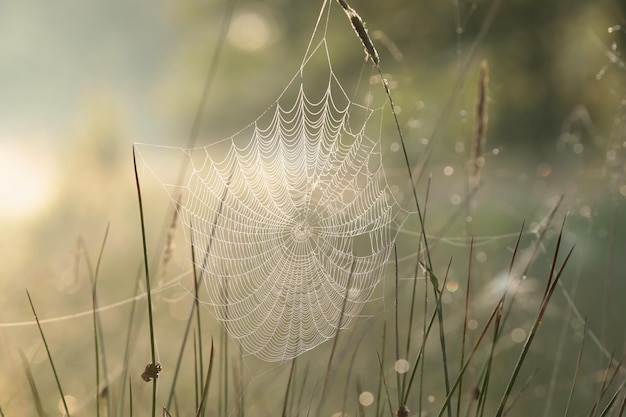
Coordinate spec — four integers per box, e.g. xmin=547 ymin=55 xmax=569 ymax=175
xmin=136 ymin=5 xmax=411 ymax=362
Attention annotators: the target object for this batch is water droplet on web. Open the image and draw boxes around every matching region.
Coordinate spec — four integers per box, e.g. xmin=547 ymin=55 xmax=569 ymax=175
xmin=390 ymin=142 xmax=400 ymax=152
xmin=443 ymin=166 xmax=454 ymax=176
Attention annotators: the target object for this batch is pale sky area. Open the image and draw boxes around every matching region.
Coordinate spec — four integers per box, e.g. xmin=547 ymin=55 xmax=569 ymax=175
xmin=0 ymin=0 xmax=280 ymax=221
xmin=0 ymin=0 xmax=170 ymax=219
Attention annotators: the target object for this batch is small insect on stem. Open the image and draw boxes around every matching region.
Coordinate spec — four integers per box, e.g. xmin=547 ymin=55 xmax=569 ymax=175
xmin=335 ymin=0 xmax=380 ymax=65
xmin=397 ymin=405 xmax=410 ymax=417
xmin=141 ymin=362 xmax=162 ymax=382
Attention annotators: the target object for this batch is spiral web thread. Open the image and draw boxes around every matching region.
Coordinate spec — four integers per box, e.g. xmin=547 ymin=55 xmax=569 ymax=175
xmin=138 ymin=15 xmax=410 ymax=362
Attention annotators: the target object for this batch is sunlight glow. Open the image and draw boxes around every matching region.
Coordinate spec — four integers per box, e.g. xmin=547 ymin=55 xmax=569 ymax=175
xmin=0 ymin=142 xmax=57 ymax=220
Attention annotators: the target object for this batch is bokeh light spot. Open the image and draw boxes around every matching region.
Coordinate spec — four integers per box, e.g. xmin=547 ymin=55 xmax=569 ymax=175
xmin=228 ymin=10 xmax=274 ymax=51
xmin=446 ymin=281 xmax=459 ymax=292
xmin=395 ymin=359 xmax=410 ymax=374
xmin=359 ymin=391 xmax=374 ymax=406
xmin=510 ymin=327 xmax=526 ymax=343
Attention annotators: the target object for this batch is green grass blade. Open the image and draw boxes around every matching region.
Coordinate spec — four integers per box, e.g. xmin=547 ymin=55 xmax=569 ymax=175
xmin=281 ymin=359 xmax=297 ymax=417
xmin=87 ymin=223 xmax=110 ymax=417
xmin=19 ymin=349 xmax=45 ymax=417
xmin=476 ymin=301 xmax=504 ymax=417
xmin=564 ymin=320 xmax=586 ymax=417
xmin=456 ymin=238 xmax=473 ymax=417
xmin=376 ymin=351 xmax=395 ymax=417
xmin=494 ymin=226 xmax=575 ymax=417
xmin=118 ymin=267 xmax=143 ymax=417
xmin=432 ymin=262 xmax=453 ymax=417
xmin=402 ymin=303 xmax=438 ymax=405
xmin=196 ymin=339 xmax=215 ymax=417
xmin=318 ymin=259 xmax=356 ymax=413
xmin=129 ymin=376 xmax=133 ymax=417
xmin=376 ymin=322 xmax=386 ymax=417
xmin=393 ymin=244 xmax=402 ymax=406
xmin=26 ymin=290 xmax=70 ymax=416
xmin=341 ymin=336 xmax=365 ymax=417
xmin=165 ymin=295 xmax=199 ymax=409
xmin=597 ymin=381 xmax=626 ymax=417
xmin=132 ymin=145 xmax=158 ymax=417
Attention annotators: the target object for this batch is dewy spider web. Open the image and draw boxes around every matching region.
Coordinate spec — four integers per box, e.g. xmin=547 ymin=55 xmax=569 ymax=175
xmin=137 ymin=2 xmax=411 ymax=362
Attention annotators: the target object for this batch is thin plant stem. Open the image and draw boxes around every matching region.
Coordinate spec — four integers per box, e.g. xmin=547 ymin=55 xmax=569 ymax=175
xmin=19 ymin=350 xmax=45 ymax=417
xmin=281 ymin=359 xmax=297 ymax=417
xmin=429 ymin=261 xmax=453 ymax=417
xmin=318 ymin=260 xmax=356 ymax=413
xmin=394 ymin=244 xmax=402 ymax=406
xmin=89 ymin=223 xmax=110 ymax=417
xmin=132 ymin=145 xmax=158 ymax=417
xmin=376 ymin=322 xmax=387 ymax=417
xmin=494 ymin=222 xmax=575 ymax=417
xmin=564 ymin=320 xmax=587 ymax=417
xmin=118 ymin=267 xmax=143 ymax=417
xmin=377 ymin=351 xmax=395 ymax=417
xmin=196 ymin=339 xmax=215 ymax=417
xmin=456 ymin=238 xmax=473 ymax=417
xmin=26 ymin=291 xmax=70 ymax=416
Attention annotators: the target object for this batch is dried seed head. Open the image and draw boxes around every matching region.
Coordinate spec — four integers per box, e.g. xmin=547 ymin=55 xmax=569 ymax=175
xmin=335 ymin=0 xmax=380 ymax=65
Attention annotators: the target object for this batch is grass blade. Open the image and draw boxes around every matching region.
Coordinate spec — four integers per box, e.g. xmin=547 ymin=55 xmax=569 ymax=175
xmin=564 ymin=320 xmax=586 ymax=417
xmin=132 ymin=145 xmax=158 ymax=417
xmin=494 ymin=218 xmax=575 ymax=417
xmin=281 ymin=359 xmax=297 ymax=417
xmin=456 ymin=238 xmax=473 ymax=417
xmin=26 ymin=290 xmax=70 ymax=416
xmin=19 ymin=350 xmax=45 ymax=417
xmin=318 ymin=259 xmax=356 ymax=413
xmin=196 ymin=339 xmax=215 ymax=417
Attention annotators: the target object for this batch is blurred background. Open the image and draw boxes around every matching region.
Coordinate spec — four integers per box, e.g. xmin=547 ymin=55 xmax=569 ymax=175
xmin=1 ymin=0 xmax=625 ymax=415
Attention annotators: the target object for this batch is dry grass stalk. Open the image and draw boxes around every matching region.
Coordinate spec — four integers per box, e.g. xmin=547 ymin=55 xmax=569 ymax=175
xmin=469 ymin=60 xmax=489 ymax=196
